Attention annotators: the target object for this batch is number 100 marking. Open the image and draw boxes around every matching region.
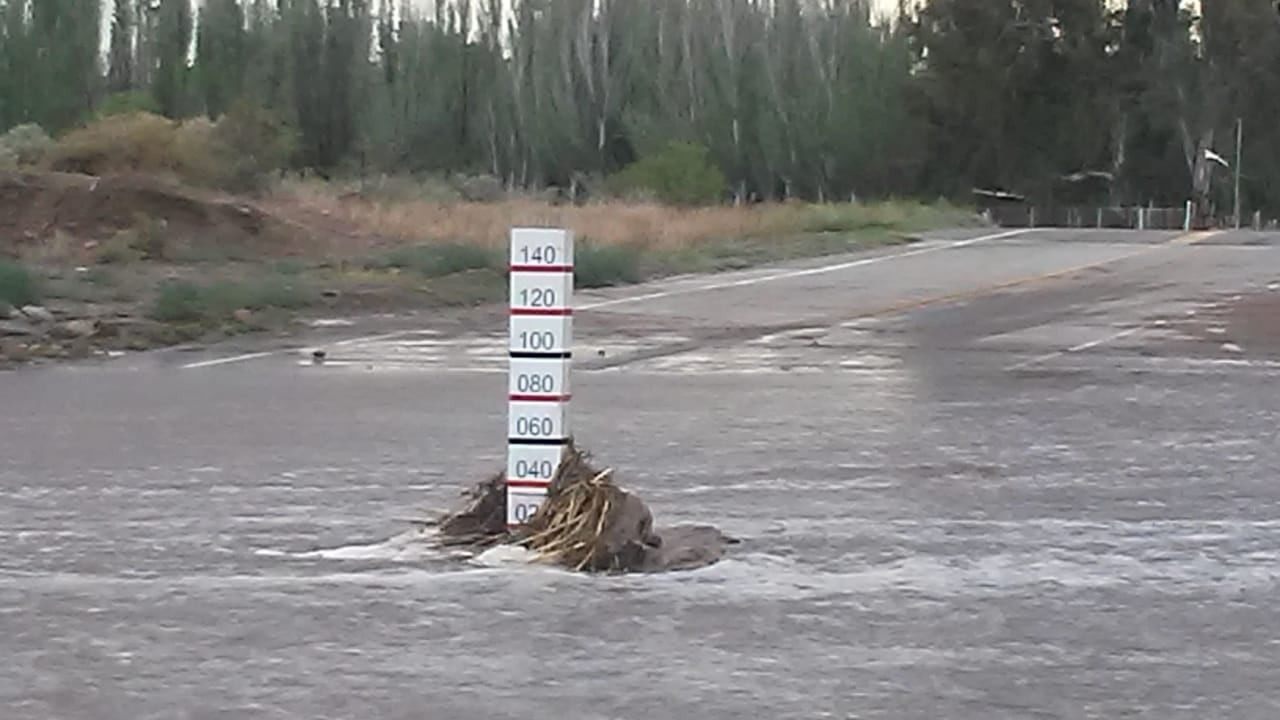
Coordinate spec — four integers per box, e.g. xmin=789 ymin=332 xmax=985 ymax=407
xmin=519 ymin=331 xmax=555 ymax=350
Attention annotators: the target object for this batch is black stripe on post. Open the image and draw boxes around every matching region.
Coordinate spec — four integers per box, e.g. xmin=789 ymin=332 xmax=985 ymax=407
xmin=509 ymin=351 xmax=572 ymax=360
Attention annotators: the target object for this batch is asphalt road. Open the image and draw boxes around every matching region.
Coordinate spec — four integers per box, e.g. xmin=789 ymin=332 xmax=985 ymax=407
xmin=3 ymin=228 xmax=1280 ymax=720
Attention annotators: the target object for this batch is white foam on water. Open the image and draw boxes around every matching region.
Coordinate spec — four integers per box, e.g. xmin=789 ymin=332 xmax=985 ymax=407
xmin=253 ymin=528 xmax=456 ymax=562
xmin=470 ymin=543 xmax=542 ymax=568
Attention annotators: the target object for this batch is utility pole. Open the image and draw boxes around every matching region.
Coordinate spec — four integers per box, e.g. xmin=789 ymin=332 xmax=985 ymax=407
xmin=1234 ymin=117 xmax=1243 ymax=230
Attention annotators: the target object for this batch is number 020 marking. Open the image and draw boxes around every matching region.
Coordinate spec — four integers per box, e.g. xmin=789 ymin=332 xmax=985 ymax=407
xmin=513 ymin=500 xmax=540 ymax=523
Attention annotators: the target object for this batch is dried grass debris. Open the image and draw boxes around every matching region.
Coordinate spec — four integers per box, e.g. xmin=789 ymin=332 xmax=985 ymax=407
xmin=430 ymin=440 xmax=662 ymax=572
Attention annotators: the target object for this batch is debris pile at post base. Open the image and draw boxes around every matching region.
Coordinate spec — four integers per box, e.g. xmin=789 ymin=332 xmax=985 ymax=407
xmin=427 ymin=440 xmax=736 ymax=573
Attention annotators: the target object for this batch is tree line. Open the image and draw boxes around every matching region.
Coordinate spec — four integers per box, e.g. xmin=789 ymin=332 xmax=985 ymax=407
xmin=0 ymin=0 xmax=1277 ymax=216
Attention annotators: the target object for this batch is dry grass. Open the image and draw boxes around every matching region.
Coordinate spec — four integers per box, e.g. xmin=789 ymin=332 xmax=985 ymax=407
xmin=514 ymin=442 xmax=662 ymax=573
xmin=273 ymin=178 xmax=979 ymax=253
xmin=516 ymin=443 xmax=623 ymax=571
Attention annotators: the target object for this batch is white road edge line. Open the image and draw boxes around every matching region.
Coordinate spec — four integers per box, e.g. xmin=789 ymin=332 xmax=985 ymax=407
xmin=1006 ymin=326 xmax=1144 ymax=371
xmin=182 ymin=228 xmax=1032 ymax=370
xmin=180 ymin=329 xmax=428 ymax=370
xmin=576 ymin=228 xmax=1033 ymax=310
xmin=180 ymin=351 xmax=277 ymax=370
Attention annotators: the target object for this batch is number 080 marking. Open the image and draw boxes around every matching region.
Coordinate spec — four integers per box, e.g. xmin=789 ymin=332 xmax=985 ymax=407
xmin=516 ymin=373 xmax=556 ymax=394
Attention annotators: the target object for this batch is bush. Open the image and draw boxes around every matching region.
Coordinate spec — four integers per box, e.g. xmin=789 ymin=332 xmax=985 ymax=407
xmin=44 ymin=101 xmax=295 ymax=193
xmin=372 ymin=242 xmax=498 ymax=277
xmin=95 ymin=214 xmax=171 ymax=264
xmin=347 ymin=174 xmax=461 ymax=204
xmin=0 ymin=124 xmax=53 ymax=166
xmin=95 ymin=91 xmax=161 ymax=119
xmin=454 ymin=174 xmax=506 ymax=203
xmin=574 ymin=241 xmax=643 ymax=288
xmin=150 ymin=277 xmax=313 ymax=324
xmin=608 ymin=141 xmax=726 ymax=207
xmin=0 ymin=260 xmax=39 ymax=308
xmin=171 ymin=117 xmax=223 ymax=185
xmin=206 ymin=99 xmax=298 ymax=193
xmin=151 ymin=281 xmax=204 ymax=323
xmin=45 ymin=112 xmax=179 ymax=176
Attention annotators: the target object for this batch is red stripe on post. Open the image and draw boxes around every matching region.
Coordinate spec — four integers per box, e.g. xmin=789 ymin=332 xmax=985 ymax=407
xmin=509 ymin=393 xmax=571 ymax=402
xmin=510 ymin=307 xmax=573 ymax=316
xmin=506 ymin=479 xmax=551 ymax=488
xmin=510 ymin=264 xmax=574 ymax=273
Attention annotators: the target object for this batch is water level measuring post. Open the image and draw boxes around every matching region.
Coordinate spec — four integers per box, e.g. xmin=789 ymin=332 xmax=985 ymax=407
xmin=507 ymin=228 xmax=575 ymax=527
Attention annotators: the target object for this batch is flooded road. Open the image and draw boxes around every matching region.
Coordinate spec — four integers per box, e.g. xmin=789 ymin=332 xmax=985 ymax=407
xmin=3 ymin=229 xmax=1280 ymax=719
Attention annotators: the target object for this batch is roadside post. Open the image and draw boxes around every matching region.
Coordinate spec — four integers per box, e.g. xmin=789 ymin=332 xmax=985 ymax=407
xmin=506 ymin=228 xmax=574 ymax=528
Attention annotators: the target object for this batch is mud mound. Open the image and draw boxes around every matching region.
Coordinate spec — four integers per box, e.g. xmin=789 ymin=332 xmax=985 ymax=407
xmin=433 ymin=471 xmax=509 ymax=549
xmin=0 ymin=170 xmax=298 ymax=256
xmin=430 ymin=442 xmax=738 ymax=573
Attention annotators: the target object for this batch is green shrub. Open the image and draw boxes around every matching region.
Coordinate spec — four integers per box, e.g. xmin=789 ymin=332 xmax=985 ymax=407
xmin=454 ymin=173 xmax=506 ymax=202
xmin=94 ymin=214 xmax=171 ymax=264
xmin=95 ymin=91 xmax=161 ymax=119
xmin=150 ymin=277 xmax=312 ymax=324
xmin=372 ymin=242 xmax=498 ymax=277
xmin=0 ymin=123 xmax=53 ymax=166
xmin=608 ymin=141 xmax=726 ymax=206
xmin=205 ymin=99 xmax=298 ymax=193
xmin=0 ymin=260 xmax=39 ymax=308
xmin=151 ymin=281 xmax=204 ymax=323
xmin=574 ymin=241 xmax=643 ymax=288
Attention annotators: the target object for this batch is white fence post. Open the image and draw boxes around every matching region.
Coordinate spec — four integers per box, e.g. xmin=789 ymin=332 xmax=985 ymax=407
xmin=506 ymin=227 xmax=575 ymax=528
xmin=1183 ymin=201 xmax=1192 ymax=231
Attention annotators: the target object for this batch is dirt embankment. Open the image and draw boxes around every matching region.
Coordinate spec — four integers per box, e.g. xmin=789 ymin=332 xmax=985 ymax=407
xmin=0 ymin=170 xmax=325 ymax=257
xmin=0 ymin=170 xmax=393 ymax=369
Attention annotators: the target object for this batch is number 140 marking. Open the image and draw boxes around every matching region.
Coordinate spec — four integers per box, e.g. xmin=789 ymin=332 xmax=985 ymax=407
xmin=520 ymin=245 xmax=558 ymax=264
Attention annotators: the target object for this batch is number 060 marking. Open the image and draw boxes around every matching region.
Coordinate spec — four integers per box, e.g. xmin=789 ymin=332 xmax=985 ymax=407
xmin=515 ymin=416 xmax=554 ymax=436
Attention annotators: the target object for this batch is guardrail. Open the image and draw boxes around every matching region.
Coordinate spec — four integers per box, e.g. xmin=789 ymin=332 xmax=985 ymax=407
xmin=984 ymin=204 xmax=1195 ymax=230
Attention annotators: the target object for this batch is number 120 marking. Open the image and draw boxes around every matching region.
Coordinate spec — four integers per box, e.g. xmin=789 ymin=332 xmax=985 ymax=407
xmin=519 ymin=287 xmax=556 ymax=307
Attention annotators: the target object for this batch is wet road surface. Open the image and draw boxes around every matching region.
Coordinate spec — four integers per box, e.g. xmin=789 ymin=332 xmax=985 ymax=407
xmin=3 ymin=228 xmax=1280 ymax=719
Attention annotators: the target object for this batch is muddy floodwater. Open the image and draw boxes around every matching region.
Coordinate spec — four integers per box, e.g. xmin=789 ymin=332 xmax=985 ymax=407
xmin=3 ymin=230 xmax=1280 ymax=719
xmin=3 ymin=359 xmax=1278 ymax=720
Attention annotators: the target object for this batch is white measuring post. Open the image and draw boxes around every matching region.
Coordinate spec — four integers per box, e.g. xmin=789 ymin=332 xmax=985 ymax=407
xmin=506 ymin=227 xmax=575 ymax=528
